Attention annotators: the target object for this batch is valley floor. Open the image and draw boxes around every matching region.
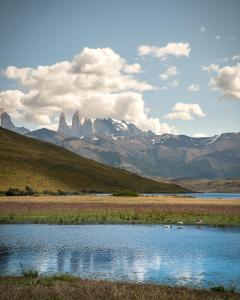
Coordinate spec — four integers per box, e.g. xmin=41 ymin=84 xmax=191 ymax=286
xmin=0 ymin=275 xmax=239 ymax=300
xmin=0 ymin=195 xmax=239 ymax=226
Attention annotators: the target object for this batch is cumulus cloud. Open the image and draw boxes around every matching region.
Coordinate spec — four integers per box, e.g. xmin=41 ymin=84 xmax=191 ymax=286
xmin=123 ymin=63 xmax=142 ymax=73
xmin=188 ymin=84 xmax=200 ymax=92
xmin=209 ymin=64 xmax=240 ymax=100
xmin=163 ymin=102 xmax=206 ymax=120
xmin=1 ymin=47 xmax=175 ymax=134
xmin=202 ymin=63 xmax=220 ymax=72
xmin=138 ymin=42 xmax=191 ymax=60
xmin=159 ymin=65 xmax=178 ymax=81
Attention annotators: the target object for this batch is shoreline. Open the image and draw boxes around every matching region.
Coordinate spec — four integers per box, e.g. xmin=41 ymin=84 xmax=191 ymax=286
xmin=0 ymin=275 xmax=238 ymax=300
xmin=0 ymin=195 xmax=239 ymax=226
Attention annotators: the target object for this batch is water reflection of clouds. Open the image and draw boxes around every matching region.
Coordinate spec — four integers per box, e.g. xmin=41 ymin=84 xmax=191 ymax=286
xmin=0 ymin=245 xmax=209 ymax=286
xmin=1 ymin=225 xmax=240 ymax=289
xmin=169 ymin=256 xmax=205 ymax=286
xmin=131 ymin=255 xmax=161 ymax=282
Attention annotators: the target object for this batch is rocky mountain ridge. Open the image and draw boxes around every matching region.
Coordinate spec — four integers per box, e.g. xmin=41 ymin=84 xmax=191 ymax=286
xmin=1 ymin=108 xmax=240 ymax=179
xmin=58 ymin=111 xmax=148 ymax=139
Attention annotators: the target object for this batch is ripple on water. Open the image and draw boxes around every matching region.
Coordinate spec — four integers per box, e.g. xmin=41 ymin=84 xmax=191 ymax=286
xmin=0 ymin=224 xmax=240 ymax=289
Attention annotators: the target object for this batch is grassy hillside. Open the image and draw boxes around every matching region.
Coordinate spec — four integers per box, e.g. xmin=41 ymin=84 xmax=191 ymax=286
xmin=0 ymin=128 xmax=187 ymax=193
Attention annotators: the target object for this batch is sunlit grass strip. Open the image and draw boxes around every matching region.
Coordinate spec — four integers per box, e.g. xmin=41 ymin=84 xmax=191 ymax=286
xmin=0 ymin=211 xmax=239 ymax=226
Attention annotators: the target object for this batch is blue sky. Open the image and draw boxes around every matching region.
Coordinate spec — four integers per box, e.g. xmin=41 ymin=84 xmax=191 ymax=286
xmin=0 ymin=0 xmax=239 ymax=136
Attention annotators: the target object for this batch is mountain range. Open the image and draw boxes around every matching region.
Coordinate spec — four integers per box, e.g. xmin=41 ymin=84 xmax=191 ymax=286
xmin=1 ymin=108 xmax=240 ymax=179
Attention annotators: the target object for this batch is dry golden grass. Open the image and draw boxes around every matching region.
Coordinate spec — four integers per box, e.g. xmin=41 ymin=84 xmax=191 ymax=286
xmin=1 ymin=195 xmax=239 ymax=205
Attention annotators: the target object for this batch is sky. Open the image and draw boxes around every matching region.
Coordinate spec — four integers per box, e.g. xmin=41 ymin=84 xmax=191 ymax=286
xmin=0 ymin=0 xmax=239 ymax=136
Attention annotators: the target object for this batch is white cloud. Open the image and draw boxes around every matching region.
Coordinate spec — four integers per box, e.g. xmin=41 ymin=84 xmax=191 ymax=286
xmin=202 ymin=63 xmax=220 ymax=72
xmin=200 ymin=26 xmax=205 ymax=33
xmin=123 ymin=63 xmax=142 ymax=74
xmin=163 ymin=102 xmax=206 ymax=121
xmin=232 ymin=55 xmax=240 ymax=61
xmin=138 ymin=42 xmax=191 ymax=60
xmin=193 ymin=133 xmax=207 ymax=138
xmin=209 ymin=64 xmax=240 ymax=100
xmin=216 ymin=35 xmax=221 ymax=40
xmin=1 ymin=47 xmax=175 ymax=134
xmin=159 ymin=65 xmax=178 ymax=81
xmin=188 ymin=84 xmax=200 ymax=92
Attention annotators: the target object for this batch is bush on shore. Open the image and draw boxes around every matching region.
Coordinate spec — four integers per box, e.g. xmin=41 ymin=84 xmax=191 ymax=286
xmin=5 ymin=186 xmax=35 ymax=196
xmin=112 ymin=191 xmax=139 ymax=197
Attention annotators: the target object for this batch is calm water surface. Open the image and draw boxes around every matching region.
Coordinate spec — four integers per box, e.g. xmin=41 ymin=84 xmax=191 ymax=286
xmin=0 ymin=224 xmax=240 ymax=289
xmin=143 ymin=193 xmax=240 ymax=199
xmin=96 ymin=193 xmax=240 ymax=199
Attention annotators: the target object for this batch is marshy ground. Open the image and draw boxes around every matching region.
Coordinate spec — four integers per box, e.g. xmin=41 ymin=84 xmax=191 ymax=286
xmin=0 ymin=195 xmax=239 ymax=226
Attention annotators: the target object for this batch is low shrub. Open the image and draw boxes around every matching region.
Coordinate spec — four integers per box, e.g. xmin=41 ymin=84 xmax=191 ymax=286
xmin=5 ymin=188 xmax=22 ymax=196
xmin=5 ymin=186 xmax=36 ymax=196
xmin=112 ymin=191 xmax=139 ymax=197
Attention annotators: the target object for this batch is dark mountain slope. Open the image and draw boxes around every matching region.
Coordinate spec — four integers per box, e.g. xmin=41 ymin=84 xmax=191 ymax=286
xmin=0 ymin=128 xmax=187 ymax=193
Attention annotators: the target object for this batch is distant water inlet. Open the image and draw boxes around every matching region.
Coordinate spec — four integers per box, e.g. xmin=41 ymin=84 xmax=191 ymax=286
xmin=0 ymin=224 xmax=240 ymax=289
xmin=143 ymin=193 xmax=240 ymax=199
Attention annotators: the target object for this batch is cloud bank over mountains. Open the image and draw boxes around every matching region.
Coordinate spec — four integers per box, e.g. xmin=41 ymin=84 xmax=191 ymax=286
xmin=0 ymin=47 xmax=175 ymax=134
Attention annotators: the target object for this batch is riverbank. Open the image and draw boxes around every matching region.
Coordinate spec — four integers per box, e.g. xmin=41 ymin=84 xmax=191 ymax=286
xmin=0 ymin=275 xmax=238 ymax=300
xmin=0 ymin=195 xmax=239 ymax=226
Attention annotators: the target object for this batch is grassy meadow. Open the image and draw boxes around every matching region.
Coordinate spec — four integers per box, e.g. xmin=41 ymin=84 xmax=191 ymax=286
xmin=0 ymin=195 xmax=239 ymax=226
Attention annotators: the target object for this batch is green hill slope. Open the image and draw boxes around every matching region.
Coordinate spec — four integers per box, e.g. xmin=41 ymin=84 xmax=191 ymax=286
xmin=0 ymin=128 xmax=188 ymax=193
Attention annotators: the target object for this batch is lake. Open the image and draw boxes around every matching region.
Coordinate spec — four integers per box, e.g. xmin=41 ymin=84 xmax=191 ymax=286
xmin=0 ymin=224 xmax=240 ymax=289
xmin=96 ymin=193 xmax=240 ymax=199
xmin=143 ymin=193 xmax=240 ymax=199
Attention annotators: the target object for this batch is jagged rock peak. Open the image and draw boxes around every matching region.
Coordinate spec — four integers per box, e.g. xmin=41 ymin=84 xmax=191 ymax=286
xmin=73 ymin=110 xmax=79 ymax=117
xmin=0 ymin=108 xmax=29 ymax=134
xmin=58 ymin=112 xmax=69 ymax=134
xmin=58 ymin=111 xmax=146 ymax=139
xmin=0 ymin=107 xmax=4 ymax=117
xmin=1 ymin=111 xmax=15 ymax=130
xmin=72 ymin=110 xmax=82 ymax=137
xmin=60 ymin=112 xmax=65 ymax=118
